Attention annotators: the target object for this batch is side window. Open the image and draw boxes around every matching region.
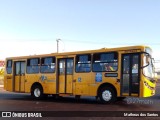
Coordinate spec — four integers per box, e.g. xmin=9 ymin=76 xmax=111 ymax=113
xmin=6 ymin=60 xmax=12 ymax=74
xmin=132 ymin=55 xmax=139 ymax=74
xmin=123 ymin=56 xmax=130 ymax=74
xmin=40 ymin=57 xmax=55 ymax=73
xmin=75 ymin=54 xmax=91 ymax=72
xmin=67 ymin=59 xmax=73 ymax=75
xmin=93 ymin=52 xmax=118 ymax=72
xmin=26 ymin=58 xmax=40 ymax=74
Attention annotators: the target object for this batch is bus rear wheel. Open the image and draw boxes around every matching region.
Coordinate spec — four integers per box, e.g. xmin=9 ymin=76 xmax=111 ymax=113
xmin=31 ymin=85 xmax=44 ymax=99
xmin=98 ymin=87 xmax=117 ymax=104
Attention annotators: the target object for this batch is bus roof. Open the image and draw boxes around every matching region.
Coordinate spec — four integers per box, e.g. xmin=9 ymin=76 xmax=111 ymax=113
xmin=5 ymin=45 xmax=149 ymax=60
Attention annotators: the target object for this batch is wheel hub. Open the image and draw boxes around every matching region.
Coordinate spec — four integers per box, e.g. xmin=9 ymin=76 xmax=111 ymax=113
xmin=34 ymin=88 xmax=41 ymax=97
xmin=102 ymin=90 xmax=112 ymax=101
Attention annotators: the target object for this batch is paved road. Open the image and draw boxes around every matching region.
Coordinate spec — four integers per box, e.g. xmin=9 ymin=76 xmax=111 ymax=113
xmin=0 ymin=86 xmax=160 ymax=120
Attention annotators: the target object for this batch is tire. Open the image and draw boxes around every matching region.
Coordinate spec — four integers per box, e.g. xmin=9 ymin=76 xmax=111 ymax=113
xmin=31 ymin=85 xmax=44 ymax=99
xmin=98 ymin=86 xmax=117 ymax=104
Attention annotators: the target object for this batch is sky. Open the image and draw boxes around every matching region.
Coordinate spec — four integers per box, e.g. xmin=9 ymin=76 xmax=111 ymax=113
xmin=0 ymin=0 xmax=160 ymax=69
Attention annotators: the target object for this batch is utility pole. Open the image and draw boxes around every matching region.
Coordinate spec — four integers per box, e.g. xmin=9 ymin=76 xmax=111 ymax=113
xmin=56 ymin=39 xmax=61 ymax=53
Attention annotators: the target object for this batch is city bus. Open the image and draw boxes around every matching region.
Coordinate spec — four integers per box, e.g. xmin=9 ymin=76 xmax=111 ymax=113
xmin=4 ymin=45 xmax=157 ymax=103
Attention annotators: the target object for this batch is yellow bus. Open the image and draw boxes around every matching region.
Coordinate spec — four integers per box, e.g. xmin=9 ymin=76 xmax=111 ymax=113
xmin=4 ymin=45 xmax=157 ymax=103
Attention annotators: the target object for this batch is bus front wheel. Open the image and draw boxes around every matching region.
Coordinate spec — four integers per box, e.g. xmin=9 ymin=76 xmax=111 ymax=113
xmin=31 ymin=85 xmax=44 ymax=99
xmin=98 ymin=87 xmax=117 ymax=104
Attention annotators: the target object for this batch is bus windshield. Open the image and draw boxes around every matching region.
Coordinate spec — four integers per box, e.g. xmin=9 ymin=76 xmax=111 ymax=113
xmin=143 ymin=47 xmax=155 ymax=79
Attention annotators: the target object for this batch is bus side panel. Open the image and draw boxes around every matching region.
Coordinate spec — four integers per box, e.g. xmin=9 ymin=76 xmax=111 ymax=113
xmin=74 ymin=73 xmax=91 ymax=95
xmin=89 ymin=73 xmax=120 ymax=97
xmin=4 ymin=74 xmax=13 ymax=92
xmin=25 ymin=74 xmax=57 ymax=94
xmin=43 ymin=83 xmax=56 ymax=94
xmin=73 ymin=72 xmax=120 ymax=97
xmin=42 ymin=74 xmax=56 ymax=94
xmin=25 ymin=74 xmax=40 ymax=93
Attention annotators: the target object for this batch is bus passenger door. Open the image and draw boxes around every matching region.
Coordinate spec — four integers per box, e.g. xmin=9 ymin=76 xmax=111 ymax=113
xmin=121 ymin=54 xmax=140 ymax=96
xmin=14 ymin=61 xmax=25 ymax=92
xmin=58 ymin=58 xmax=74 ymax=94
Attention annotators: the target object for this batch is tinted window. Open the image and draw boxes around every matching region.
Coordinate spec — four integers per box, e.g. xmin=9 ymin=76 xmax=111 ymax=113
xmin=67 ymin=59 xmax=74 ymax=75
xmin=41 ymin=57 xmax=55 ymax=73
xmin=15 ymin=62 xmax=20 ymax=75
xmin=26 ymin=58 xmax=40 ymax=74
xmin=76 ymin=54 xmax=91 ymax=72
xmin=93 ymin=52 xmax=118 ymax=72
xmin=30 ymin=59 xmax=39 ymax=65
xmin=6 ymin=60 xmax=12 ymax=74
